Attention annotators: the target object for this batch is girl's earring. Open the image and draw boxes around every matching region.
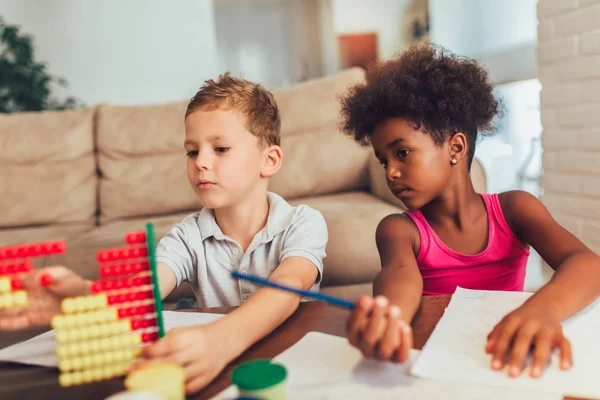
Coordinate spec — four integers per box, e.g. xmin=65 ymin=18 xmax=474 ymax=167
xmin=451 ymin=158 xmax=457 ymax=165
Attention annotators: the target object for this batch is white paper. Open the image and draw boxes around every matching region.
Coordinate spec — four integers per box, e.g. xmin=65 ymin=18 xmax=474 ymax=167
xmin=213 ymin=332 xmax=561 ymax=400
xmin=411 ymin=287 xmax=600 ymax=399
xmin=0 ymin=311 xmax=224 ymax=367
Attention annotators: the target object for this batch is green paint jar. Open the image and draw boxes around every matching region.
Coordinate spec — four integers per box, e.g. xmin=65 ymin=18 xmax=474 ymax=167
xmin=231 ymin=359 xmax=288 ymax=400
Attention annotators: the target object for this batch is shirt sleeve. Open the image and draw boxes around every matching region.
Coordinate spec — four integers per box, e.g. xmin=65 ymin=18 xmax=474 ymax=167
xmin=280 ymin=206 xmax=328 ymax=284
xmin=155 ymin=220 xmax=197 ymax=286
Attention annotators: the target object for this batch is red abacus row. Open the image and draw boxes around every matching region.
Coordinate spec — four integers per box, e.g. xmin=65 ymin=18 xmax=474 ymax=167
xmin=130 ymin=317 xmax=158 ymax=331
xmin=125 ymin=231 xmax=147 ymax=245
xmin=96 ymin=247 xmax=148 ymax=263
xmin=107 ymin=290 xmax=154 ymax=305
xmin=141 ymin=332 xmax=159 ymax=343
xmin=99 ymin=262 xmax=150 ymax=278
xmin=0 ymin=241 xmax=66 ymax=260
xmin=91 ymin=276 xmax=152 ymax=293
xmin=119 ymin=304 xmax=156 ymax=319
xmin=0 ymin=261 xmax=33 ymax=276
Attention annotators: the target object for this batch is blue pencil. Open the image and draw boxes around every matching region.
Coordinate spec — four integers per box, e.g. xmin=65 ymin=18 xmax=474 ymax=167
xmin=231 ymin=271 xmax=355 ymax=310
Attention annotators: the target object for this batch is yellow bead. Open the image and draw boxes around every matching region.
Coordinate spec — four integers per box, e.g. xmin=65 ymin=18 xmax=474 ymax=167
xmin=4 ymin=293 xmax=15 ymax=308
xmin=104 ymin=351 xmax=114 ymax=364
xmin=92 ymin=368 xmax=104 ymax=381
xmin=51 ymin=315 xmax=65 ymax=330
xmin=72 ymin=357 xmax=83 ymax=370
xmin=82 ymin=369 xmax=94 ymax=383
xmin=89 ymin=325 xmax=100 ymax=339
xmin=59 ymin=359 xmax=72 ymax=372
xmin=78 ymin=342 xmax=89 ymax=356
xmin=56 ymin=331 xmax=68 ymax=343
xmin=97 ymin=293 xmax=108 ymax=308
xmin=80 ymin=355 xmax=92 ymax=368
xmin=92 ymin=353 xmax=103 ymax=367
xmin=61 ymin=298 xmax=76 ymax=314
xmin=59 ymin=373 xmax=73 ymax=387
xmin=98 ymin=337 xmax=110 ymax=351
xmin=0 ymin=277 xmax=10 ymax=293
xmin=56 ymin=346 xmax=67 ymax=358
xmin=67 ymin=329 xmax=79 ymax=342
xmin=72 ymin=371 xmax=83 ymax=385
xmin=13 ymin=291 xmax=27 ymax=306
xmin=132 ymin=347 xmax=141 ymax=358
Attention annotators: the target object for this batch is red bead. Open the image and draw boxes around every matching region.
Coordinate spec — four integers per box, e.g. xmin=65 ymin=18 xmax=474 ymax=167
xmin=91 ymin=282 xmax=102 ymax=293
xmin=0 ymin=266 xmax=6 ymax=275
xmin=6 ymin=247 xmax=17 ymax=259
xmin=124 ymin=263 xmax=133 ymax=274
xmin=11 ymin=278 xmax=23 ymax=290
xmin=114 ymin=280 xmax=124 ymax=289
xmin=132 ymin=277 xmax=143 ymax=286
xmin=125 ymin=278 xmax=134 ymax=288
xmin=6 ymin=264 xmax=16 ymax=274
xmin=117 ymin=294 xmax=127 ymax=304
xmin=16 ymin=246 xmax=27 ymax=258
xmin=145 ymin=304 xmax=155 ymax=314
xmin=27 ymin=244 xmax=39 ymax=257
xmin=97 ymin=251 xmax=110 ymax=263
xmin=0 ymin=248 xmax=5 ymax=260
xmin=19 ymin=261 xmax=32 ymax=273
xmin=126 ymin=232 xmax=146 ymax=245
xmin=40 ymin=243 xmax=52 ymax=256
xmin=52 ymin=241 xmax=66 ymax=254
xmin=107 ymin=295 xmax=116 ymax=305
xmin=40 ymin=274 xmax=53 ymax=287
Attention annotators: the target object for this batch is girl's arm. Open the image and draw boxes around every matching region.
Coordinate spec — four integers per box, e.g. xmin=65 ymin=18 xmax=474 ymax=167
xmin=373 ymin=214 xmax=424 ymax=323
xmin=346 ymin=214 xmax=423 ymax=363
xmin=487 ymin=190 xmax=600 ymax=378
xmin=501 ymin=190 xmax=600 ymax=320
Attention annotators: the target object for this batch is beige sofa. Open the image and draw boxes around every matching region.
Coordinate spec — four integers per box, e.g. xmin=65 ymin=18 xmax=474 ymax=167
xmin=0 ymin=67 xmax=486 ymax=304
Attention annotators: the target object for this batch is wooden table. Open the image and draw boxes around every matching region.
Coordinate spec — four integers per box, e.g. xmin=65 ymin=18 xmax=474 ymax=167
xmin=0 ymin=295 xmax=589 ymax=400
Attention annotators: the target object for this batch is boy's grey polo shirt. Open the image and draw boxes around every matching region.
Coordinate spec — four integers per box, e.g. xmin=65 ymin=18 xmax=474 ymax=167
xmin=155 ymin=192 xmax=328 ymax=308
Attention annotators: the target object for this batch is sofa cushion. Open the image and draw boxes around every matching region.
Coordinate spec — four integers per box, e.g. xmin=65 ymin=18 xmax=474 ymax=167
xmin=269 ymin=68 xmax=371 ymax=199
xmin=268 ymin=125 xmax=369 ymax=199
xmin=289 ymin=192 xmax=402 ymax=287
xmin=0 ymin=109 xmax=97 ymax=228
xmin=96 ymin=102 xmax=200 ymax=223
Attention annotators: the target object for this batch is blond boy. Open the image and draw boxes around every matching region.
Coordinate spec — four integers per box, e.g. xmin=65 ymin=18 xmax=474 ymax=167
xmin=0 ymin=73 xmax=328 ymax=394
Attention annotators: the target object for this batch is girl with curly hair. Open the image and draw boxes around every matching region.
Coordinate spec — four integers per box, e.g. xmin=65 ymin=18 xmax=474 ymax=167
xmin=343 ymin=43 xmax=600 ymax=379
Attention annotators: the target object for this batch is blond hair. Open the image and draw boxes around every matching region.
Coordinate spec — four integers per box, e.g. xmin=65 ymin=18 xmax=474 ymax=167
xmin=186 ymin=73 xmax=281 ymax=146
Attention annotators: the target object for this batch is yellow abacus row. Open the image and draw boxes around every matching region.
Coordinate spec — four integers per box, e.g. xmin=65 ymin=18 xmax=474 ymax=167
xmin=51 ymin=307 xmax=118 ymax=330
xmin=55 ymin=320 xmax=131 ymax=343
xmin=61 ymin=294 xmax=108 ymax=314
xmin=56 ymin=332 xmax=142 ymax=358
xmin=58 ymin=361 xmax=133 ymax=387
xmin=0 ymin=277 xmax=11 ymax=293
xmin=58 ymin=347 xmax=141 ymax=372
xmin=0 ymin=291 xmax=27 ymax=309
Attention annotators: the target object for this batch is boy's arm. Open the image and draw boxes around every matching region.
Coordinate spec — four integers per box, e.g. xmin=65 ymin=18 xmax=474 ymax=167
xmin=207 ymin=257 xmax=318 ymax=360
xmin=372 ymin=214 xmax=423 ymax=323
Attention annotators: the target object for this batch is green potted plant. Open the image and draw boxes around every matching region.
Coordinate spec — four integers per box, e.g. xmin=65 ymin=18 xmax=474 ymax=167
xmin=0 ymin=16 xmax=82 ymax=113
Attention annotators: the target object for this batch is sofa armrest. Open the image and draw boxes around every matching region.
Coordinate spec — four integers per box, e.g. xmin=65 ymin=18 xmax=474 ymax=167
xmin=367 ymin=154 xmax=489 ymax=208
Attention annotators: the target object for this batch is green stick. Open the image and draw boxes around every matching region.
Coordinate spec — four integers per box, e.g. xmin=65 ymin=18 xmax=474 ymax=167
xmin=146 ymin=222 xmax=165 ymax=338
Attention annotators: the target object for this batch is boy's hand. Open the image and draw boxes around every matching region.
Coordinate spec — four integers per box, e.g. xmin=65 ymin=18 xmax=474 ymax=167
xmin=134 ymin=323 xmax=231 ymax=394
xmin=485 ymin=305 xmax=572 ymax=378
xmin=346 ymin=295 xmax=413 ymax=363
xmin=0 ymin=266 xmax=90 ymax=330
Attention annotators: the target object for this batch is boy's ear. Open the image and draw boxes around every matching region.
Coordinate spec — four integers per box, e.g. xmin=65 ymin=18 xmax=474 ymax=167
xmin=448 ymin=132 xmax=468 ymax=165
xmin=261 ymin=145 xmax=283 ymax=178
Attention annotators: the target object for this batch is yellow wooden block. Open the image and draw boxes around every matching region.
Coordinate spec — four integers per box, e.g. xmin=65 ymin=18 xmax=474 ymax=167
xmin=0 ymin=277 xmax=10 ymax=293
xmin=125 ymin=363 xmax=185 ymax=400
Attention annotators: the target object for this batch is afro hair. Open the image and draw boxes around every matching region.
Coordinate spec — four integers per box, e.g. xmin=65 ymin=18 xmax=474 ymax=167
xmin=339 ymin=42 xmax=501 ymax=167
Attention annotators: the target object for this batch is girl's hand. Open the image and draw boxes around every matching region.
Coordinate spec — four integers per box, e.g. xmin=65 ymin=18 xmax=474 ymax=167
xmin=485 ymin=305 xmax=572 ymax=378
xmin=346 ymin=295 xmax=413 ymax=363
xmin=133 ymin=323 xmax=230 ymax=394
xmin=0 ymin=266 xmax=90 ymax=330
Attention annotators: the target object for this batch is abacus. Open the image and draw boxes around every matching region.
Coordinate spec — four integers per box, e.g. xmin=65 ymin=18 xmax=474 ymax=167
xmin=51 ymin=222 xmax=165 ymax=387
xmin=0 ymin=240 xmax=65 ymax=309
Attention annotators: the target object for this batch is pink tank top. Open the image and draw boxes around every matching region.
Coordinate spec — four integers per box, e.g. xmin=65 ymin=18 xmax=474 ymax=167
xmin=405 ymin=193 xmax=530 ymax=295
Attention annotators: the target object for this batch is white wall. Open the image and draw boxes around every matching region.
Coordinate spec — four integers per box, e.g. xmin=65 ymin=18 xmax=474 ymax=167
xmin=429 ymin=0 xmax=538 ymax=84
xmin=0 ymin=0 xmax=219 ymax=106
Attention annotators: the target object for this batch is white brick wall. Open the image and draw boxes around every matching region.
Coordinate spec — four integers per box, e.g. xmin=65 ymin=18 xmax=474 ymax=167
xmin=539 ymin=0 xmax=600 ymax=250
